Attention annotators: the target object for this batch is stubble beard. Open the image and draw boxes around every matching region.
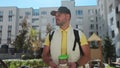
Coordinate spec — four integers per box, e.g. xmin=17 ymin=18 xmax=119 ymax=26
xmin=56 ymin=22 xmax=64 ymax=27
xmin=56 ymin=19 xmax=66 ymax=27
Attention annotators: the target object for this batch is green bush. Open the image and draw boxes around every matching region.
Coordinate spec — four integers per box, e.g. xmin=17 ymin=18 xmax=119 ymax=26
xmin=3 ymin=59 xmax=48 ymax=68
xmin=21 ymin=54 xmax=34 ymax=60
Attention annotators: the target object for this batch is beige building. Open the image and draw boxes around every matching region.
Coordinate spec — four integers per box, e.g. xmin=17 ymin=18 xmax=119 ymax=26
xmin=0 ymin=0 xmax=98 ymax=53
xmin=106 ymin=0 xmax=120 ymax=57
xmin=97 ymin=0 xmax=109 ymax=39
xmin=0 ymin=7 xmax=18 ymax=47
xmin=75 ymin=6 xmax=98 ymax=38
xmin=0 ymin=7 xmax=41 ymax=48
xmin=98 ymin=0 xmax=120 ymax=57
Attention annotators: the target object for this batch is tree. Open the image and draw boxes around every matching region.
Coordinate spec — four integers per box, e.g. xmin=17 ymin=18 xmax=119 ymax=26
xmin=12 ymin=17 xmax=30 ymax=53
xmin=103 ymin=36 xmax=115 ymax=64
xmin=46 ymin=23 xmax=52 ymax=34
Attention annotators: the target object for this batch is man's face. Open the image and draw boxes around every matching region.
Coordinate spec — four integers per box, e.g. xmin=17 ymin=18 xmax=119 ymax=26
xmin=55 ymin=12 xmax=67 ymax=26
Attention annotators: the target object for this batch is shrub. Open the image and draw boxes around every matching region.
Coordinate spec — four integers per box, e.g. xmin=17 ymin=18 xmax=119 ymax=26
xmin=4 ymin=59 xmax=48 ymax=68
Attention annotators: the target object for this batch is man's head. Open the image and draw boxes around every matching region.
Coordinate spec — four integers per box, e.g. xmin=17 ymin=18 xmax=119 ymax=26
xmin=50 ymin=6 xmax=71 ymax=27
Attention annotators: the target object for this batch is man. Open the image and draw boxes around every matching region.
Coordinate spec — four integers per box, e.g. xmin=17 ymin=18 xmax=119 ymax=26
xmin=42 ymin=6 xmax=90 ymax=68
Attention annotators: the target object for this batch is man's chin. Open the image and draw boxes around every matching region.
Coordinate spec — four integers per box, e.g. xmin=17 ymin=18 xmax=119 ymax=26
xmin=56 ymin=23 xmax=63 ymax=26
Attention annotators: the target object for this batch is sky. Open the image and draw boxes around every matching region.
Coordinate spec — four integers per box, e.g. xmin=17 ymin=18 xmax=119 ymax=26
xmin=0 ymin=0 xmax=97 ymax=9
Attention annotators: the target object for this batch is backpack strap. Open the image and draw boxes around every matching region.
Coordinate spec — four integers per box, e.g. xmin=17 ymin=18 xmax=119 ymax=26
xmin=73 ymin=29 xmax=84 ymax=56
xmin=48 ymin=31 xmax=54 ymax=56
xmin=49 ymin=31 xmax=55 ymax=42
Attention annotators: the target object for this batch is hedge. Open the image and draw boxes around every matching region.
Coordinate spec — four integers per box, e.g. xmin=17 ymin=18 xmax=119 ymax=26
xmin=3 ymin=59 xmax=48 ymax=68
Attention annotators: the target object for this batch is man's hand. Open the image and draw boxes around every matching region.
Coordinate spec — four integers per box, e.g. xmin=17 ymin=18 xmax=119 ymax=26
xmin=49 ymin=61 xmax=57 ymax=68
xmin=68 ymin=62 xmax=76 ymax=68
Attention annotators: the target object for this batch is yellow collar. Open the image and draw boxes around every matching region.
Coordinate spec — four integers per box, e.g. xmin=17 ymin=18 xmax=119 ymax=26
xmin=60 ymin=26 xmax=70 ymax=32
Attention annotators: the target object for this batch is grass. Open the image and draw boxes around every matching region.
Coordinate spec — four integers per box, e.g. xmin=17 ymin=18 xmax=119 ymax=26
xmin=106 ymin=65 xmax=114 ymax=68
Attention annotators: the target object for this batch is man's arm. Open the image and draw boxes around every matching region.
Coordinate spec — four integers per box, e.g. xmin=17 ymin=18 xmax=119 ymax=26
xmin=42 ymin=45 xmax=51 ymax=65
xmin=76 ymin=44 xmax=90 ymax=66
xmin=42 ymin=46 xmax=57 ymax=68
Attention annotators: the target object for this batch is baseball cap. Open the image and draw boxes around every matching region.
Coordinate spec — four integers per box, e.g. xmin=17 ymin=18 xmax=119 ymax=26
xmin=50 ymin=6 xmax=71 ymax=16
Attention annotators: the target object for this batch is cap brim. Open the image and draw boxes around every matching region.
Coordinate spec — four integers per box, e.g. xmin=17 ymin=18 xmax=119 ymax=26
xmin=50 ymin=11 xmax=57 ymax=16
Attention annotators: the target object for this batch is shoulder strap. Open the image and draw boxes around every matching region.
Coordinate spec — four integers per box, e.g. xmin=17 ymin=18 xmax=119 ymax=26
xmin=49 ymin=31 xmax=54 ymax=42
xmin=73 ymin=29 xmax=84 ymax=56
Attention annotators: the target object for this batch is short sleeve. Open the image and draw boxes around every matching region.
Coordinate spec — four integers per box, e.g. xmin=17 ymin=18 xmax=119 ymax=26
xmin=44 ymin=34 xmax=50 ymax=46
xmin=80 ymin=33 xmax=88 ymax=46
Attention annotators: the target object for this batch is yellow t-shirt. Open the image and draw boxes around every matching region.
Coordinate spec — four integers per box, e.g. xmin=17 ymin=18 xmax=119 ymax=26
xmin=44 ymin=27 xmax=88 ymax=54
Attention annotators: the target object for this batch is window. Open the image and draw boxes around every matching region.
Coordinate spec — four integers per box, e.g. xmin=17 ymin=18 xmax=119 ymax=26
xmin=76 ymin=10 xmax=83 ymax=16
xmin=90 ymin=24 xmax=94 ymax=29
xmin=41 ymin=11 xmax=47 ymax=15
xmin=0 ymin=26 xmax=2 ymax=31
xmin=90 ymin=41 xmax=98 ymax=48
xmin=111 ymin=30 xmax=115 ymax=38
xmin=96 ymin=24 xmax=98 ymax=30
xmin=8 ymin=16 xmax=12 ymax=22
xmin=52 ymin=18 xmax=55 ymax=24
xmin=32 ymin=25 xmax=39 ymax=29
xmin=8 ymin=25 xmax=12 ymax=38
xmin=0 ymin=26 xmax=2 ymax=37
xmin=8 ymin=31 xmax=11 ymax=38
xmin=101 ymin=4 xmax=103 ymax=11
xmin=32 ymin=18 xmax=39 ymax=23
xmin=0 ymin=11 xmax=3 ymax=22
xmin=76 ymin=25 xmax=79 ymax=28
xmin=7 ymin=38 xmax=11 ymax=44
xmin=88 ymin=9 xmax=94 ymax=15
xmin=96 ymin=17 xmax=98 ymax=22
xmin=19 ymin=16 xmax=23 ymax=19
xmin=89 ymin=32 xmax=93 ymax=37
xmin=32 ymin=9 xmax=39 ymax=16
xmin=117 ymin=21 xmax=120 ymax=28
xmin=9 ymin=10 xmax=13 ymax=16
xmin=0 ymin=11 xmax=3 ymax=16
xmin=0 ymin=31 xmax=2 ymax=38
xmin=116 ymin=6 xmax=119 ymax=13
xmin=0 ymin=38 xmax=1 ymax=44
xmin=95 ymin=9 xmax=97 ymax=14
xmin=110 ymin=17 xmax=114 ymax=25
xmin=96 ymin=32 xmax=98 ymax=35
xmin=0 ymin=16 xmax=3 ymax=22
xmin=109 ymin=4 xmax=113 ymax=13
xmin=90 ymin=17 xmax=94 ymax=22
xmin=8 ymin=25 xmax=12 ymax=31
xmin=25 ymin=12 xmax=31 ymax=16
xmin=77 ymin=17 xmax=83 ymax=25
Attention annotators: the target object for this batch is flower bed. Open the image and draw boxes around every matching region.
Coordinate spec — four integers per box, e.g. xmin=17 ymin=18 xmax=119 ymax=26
xmin=3 ymin=59 xmax=48 ymax=68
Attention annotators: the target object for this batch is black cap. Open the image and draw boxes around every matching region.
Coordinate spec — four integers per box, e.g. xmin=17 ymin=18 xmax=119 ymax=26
xmin=50 ymin=6 xmax=71 ymax=16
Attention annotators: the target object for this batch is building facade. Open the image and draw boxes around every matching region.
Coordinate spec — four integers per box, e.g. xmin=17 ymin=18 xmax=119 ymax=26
xmin=0 ymin=7 xmax=18 ymax=47
xmin=0 ymin=0 xmax=99 ymax=52
xmin=98 ymin=0 xmax=120 ymax=57
xmin=106 ymin=0 xmax=120 ymax=57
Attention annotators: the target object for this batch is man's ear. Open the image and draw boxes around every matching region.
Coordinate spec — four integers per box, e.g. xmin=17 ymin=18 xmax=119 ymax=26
xmin=66 ymin=14 xmax=70 ymax=19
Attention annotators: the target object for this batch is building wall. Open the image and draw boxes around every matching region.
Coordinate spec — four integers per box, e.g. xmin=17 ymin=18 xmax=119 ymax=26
xmin=0 ymin=7 xmax=18 ymax=46
xmin=106 ymin=0 xmax=120 ymax=57
xmin=75 ymin=6 xmax=98 ymax=38
xmin=97 ymin=0 xmax=108 ymax=39
xmin=0 ymin=0 xmax=99 ymax=50
xmin=18 ymin=8 xmax=33 ymax=31
xmin=39 ymin=7 xmax=58 ymax=40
